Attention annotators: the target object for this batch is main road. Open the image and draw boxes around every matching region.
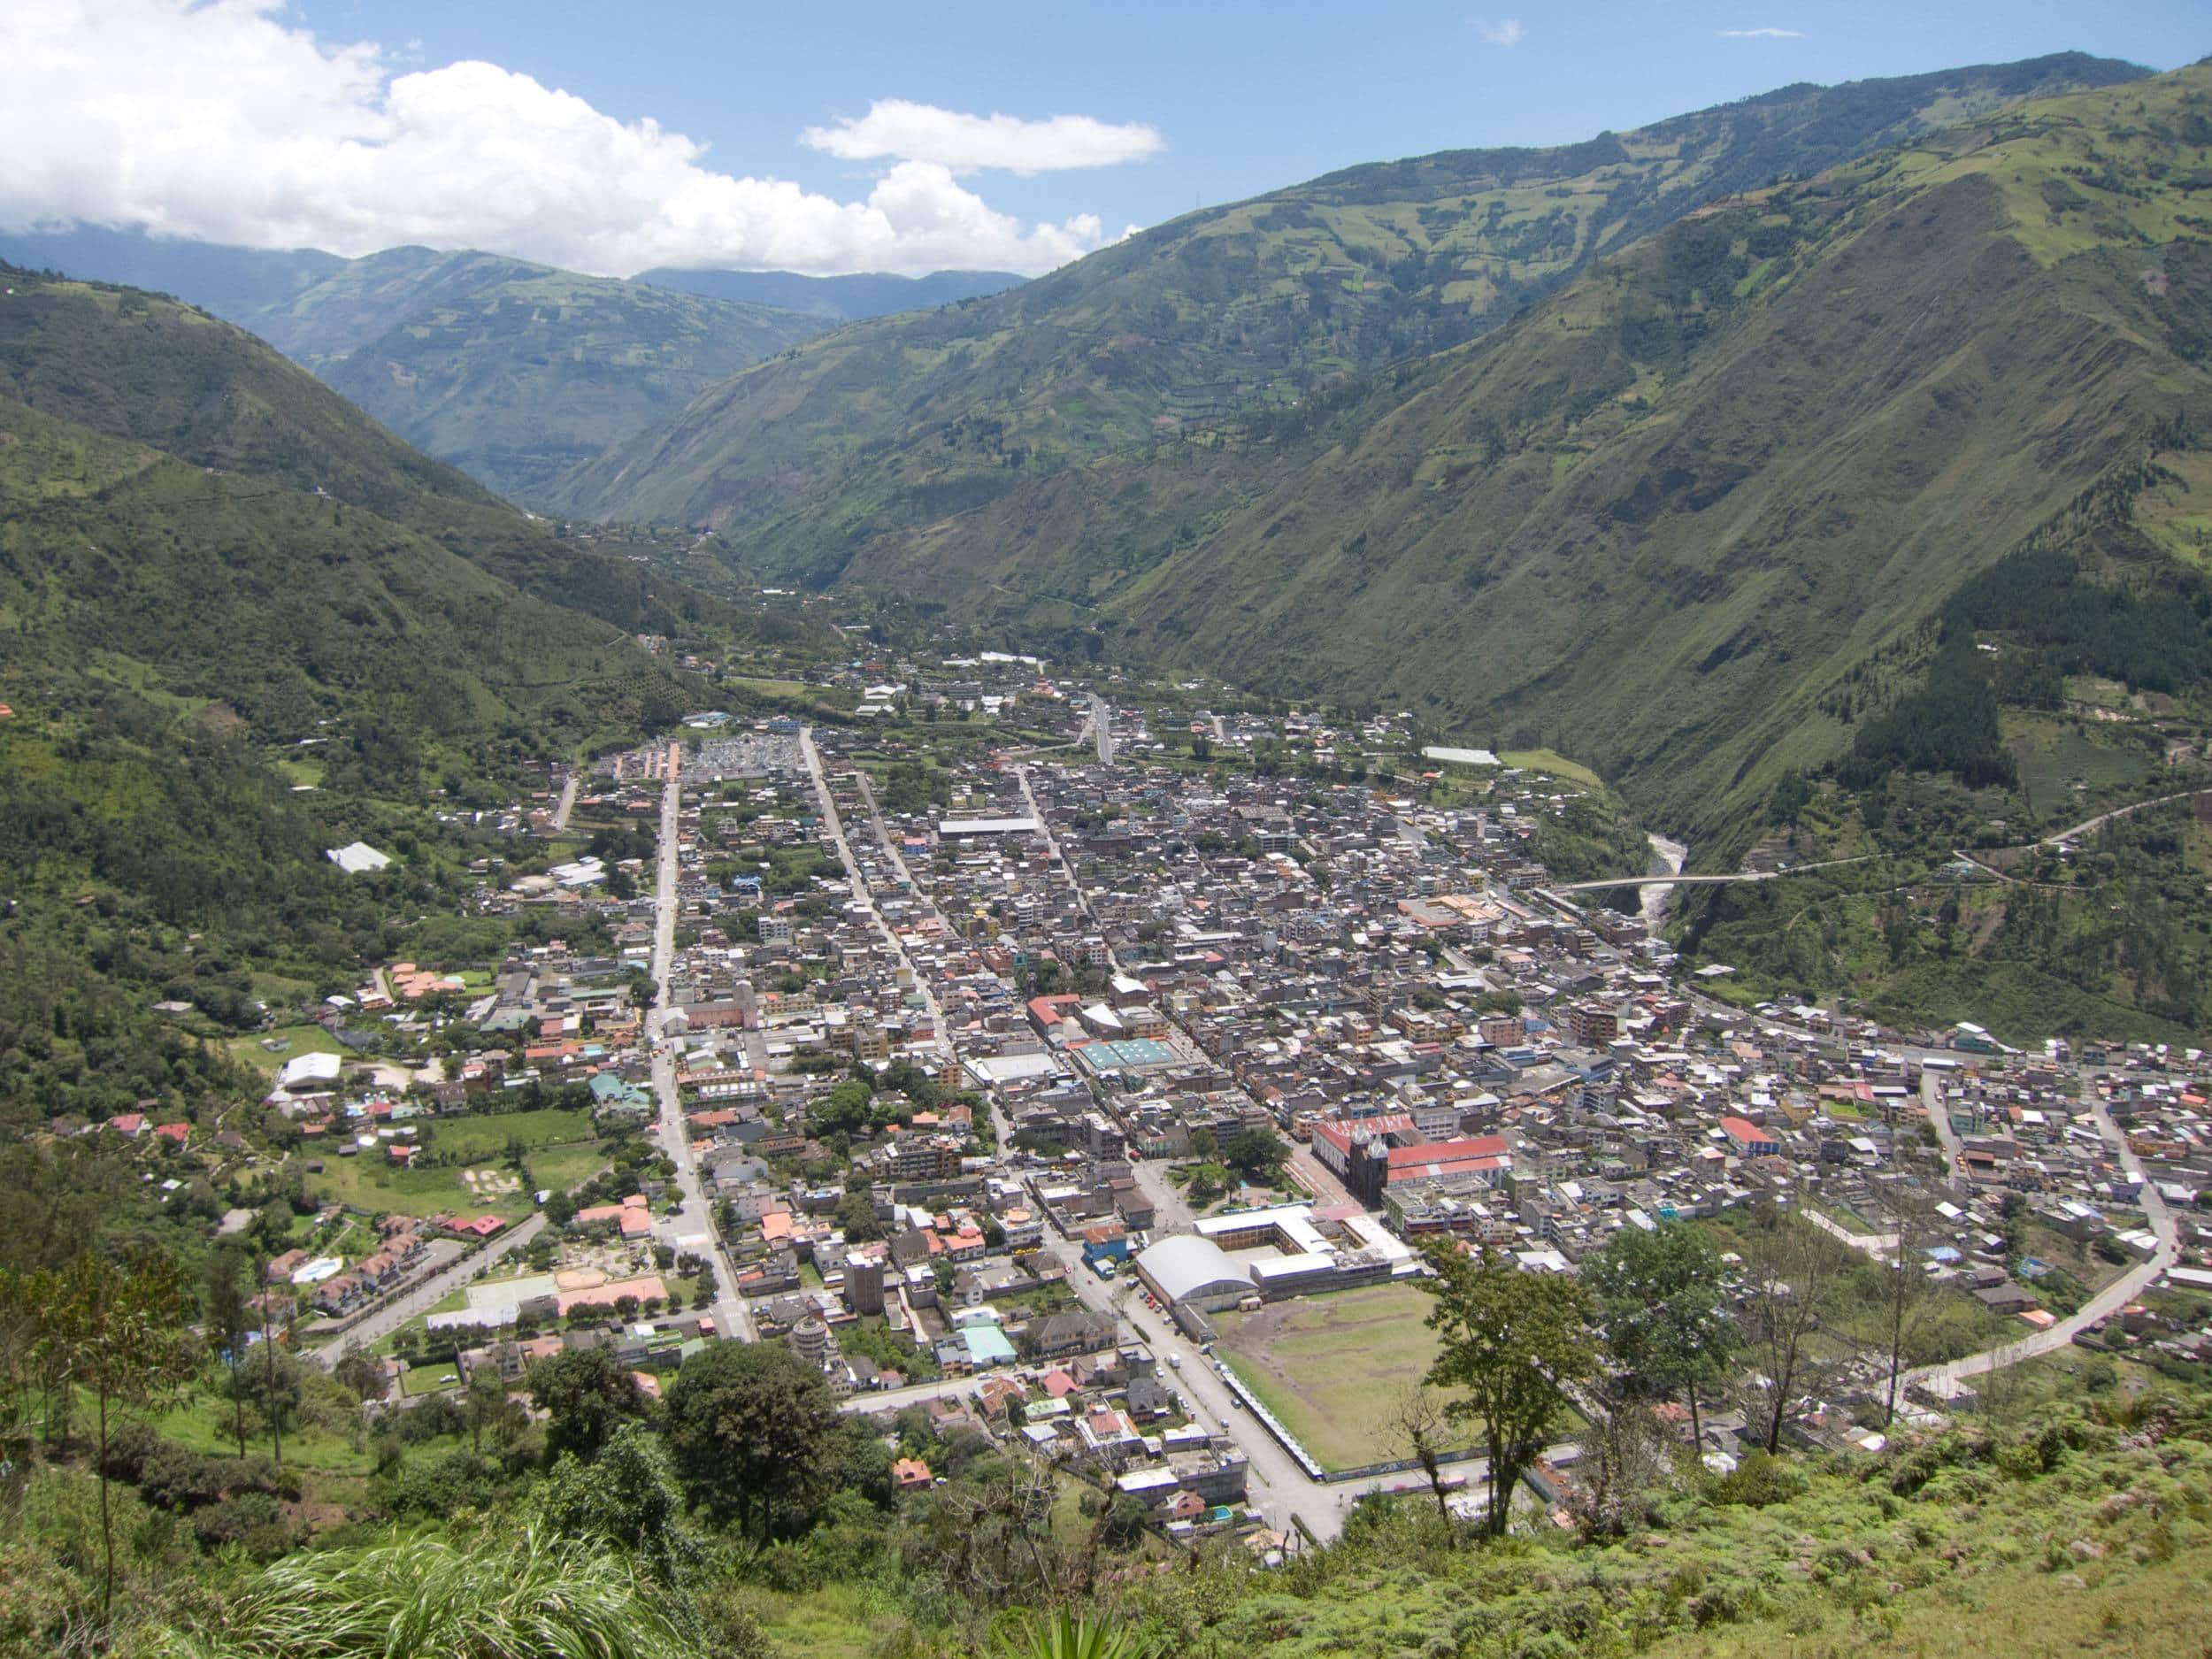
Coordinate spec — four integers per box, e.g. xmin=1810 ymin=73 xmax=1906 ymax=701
xmin=799 ymin=727 xmax=955 ymax=1067
xmin=646 ymin=747 xmax=756 ymax=1343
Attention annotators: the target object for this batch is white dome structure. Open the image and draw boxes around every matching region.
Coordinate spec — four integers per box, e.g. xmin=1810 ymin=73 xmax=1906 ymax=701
xmin=1134 ymin=1234 xmax=1251 ymax=1311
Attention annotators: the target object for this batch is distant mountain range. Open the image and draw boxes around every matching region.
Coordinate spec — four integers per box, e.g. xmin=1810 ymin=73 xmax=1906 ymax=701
xmin=10 ymin=50 xmax=2203 ymax=858
xmin=0 ymin=227 xmax=1023 ymax=505
xmin=632 ymin=266 xmax=1025 ymax=321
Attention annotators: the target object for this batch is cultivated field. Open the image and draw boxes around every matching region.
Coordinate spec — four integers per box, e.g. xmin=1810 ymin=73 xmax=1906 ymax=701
xmin=1215 ymin=1283 xmax=1450 ymax=1470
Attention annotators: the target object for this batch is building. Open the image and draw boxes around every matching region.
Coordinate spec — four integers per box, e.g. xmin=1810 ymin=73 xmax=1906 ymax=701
xmin=1133 ymin=1235 xmax=1252 ymax=1313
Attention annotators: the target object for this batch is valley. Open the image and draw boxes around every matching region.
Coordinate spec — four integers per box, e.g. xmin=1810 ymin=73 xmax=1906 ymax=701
xmin=7 ymin=35 xmax=2212 ymax=1659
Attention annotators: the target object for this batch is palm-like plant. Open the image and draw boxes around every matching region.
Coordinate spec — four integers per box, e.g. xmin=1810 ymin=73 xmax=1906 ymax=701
xmin=154 ymin=1525 xmax=698 ymax=1659
xmin=994 ymin=1609 xmax=1154 ymax=1659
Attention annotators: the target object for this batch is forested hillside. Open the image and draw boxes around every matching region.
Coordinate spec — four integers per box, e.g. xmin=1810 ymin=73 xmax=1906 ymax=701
xmin=0 ymin=237 xmax=833 ymax=507
xmin=780 ymin=64 xmax=2212 ymax=845
xmin=556 ymin=52 xmax=2140 ymax=534
xmin=270 ymin=250 xmax=830 ymax=505
xmin=0 ymin=265 xmax=738 ymax=1139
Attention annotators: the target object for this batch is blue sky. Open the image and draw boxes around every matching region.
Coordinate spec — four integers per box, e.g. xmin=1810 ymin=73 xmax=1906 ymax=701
xmin=4 ymin=1 xmax=2203 ymax=274
xmin=301 ymin=0 xmax=2204 ymax=223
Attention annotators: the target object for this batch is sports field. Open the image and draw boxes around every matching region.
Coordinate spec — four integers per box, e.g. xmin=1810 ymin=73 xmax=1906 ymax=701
xmin=1214 ymin=1283 xmax=1451 ymax=1470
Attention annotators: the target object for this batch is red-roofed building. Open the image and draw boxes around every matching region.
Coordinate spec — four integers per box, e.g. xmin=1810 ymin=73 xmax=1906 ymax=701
xmin=1720 ymin=1117 xmax=1778 ymax=1157
xmin=152 ymin=1122 xmax=190 ymax=1148
xmin=893 ymin=1456 xmax=933 ymax=1490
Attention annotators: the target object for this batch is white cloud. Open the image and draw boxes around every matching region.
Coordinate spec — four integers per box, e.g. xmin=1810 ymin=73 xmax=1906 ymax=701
xmin=1472 ymin=17 xmax=1526 ymax=47
xmin=1717 ymin=27 xmax=1805 ymax=38
xmin=803 ymin=100 xmax=1163 ymax=176
xmin=0 ymin=0 xmax=1145 ymax=276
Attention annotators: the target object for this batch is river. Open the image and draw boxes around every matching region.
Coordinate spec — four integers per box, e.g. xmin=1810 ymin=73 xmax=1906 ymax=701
xmin=1641 ymin=832 xmax=1687 ymax=931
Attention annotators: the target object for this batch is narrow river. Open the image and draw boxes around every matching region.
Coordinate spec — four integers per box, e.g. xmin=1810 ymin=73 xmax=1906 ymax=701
xmin=1641 ymin=832 xmax=1688 ymax=931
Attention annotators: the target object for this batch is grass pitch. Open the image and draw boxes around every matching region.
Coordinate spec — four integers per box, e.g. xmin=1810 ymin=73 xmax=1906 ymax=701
xmin=1214 ymin=1283 xmax=1451 ymax=1470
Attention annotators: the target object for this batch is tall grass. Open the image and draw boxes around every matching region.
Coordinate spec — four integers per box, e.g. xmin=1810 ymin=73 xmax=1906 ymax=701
xmin=154 ymin=1525 xmax=699 ymax=1659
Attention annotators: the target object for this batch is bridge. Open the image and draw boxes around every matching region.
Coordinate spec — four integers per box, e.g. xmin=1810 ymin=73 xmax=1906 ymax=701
xmin=1547 ymin=855 xmax=1877 ymax=895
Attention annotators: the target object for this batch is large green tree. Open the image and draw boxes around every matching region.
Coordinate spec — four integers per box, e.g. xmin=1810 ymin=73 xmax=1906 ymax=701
xmin=664 ymin=1340 xmax=839 ymax=1539
xmin=1581 ymin=1221 xmax=1735 ymax=1447
xmin=1419 ymin=1243 xmax=1595 ymax=1537
xmin=527 ymin=1346 xmax=649 ymax=1464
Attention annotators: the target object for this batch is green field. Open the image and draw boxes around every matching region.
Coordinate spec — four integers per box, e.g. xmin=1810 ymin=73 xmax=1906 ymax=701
xmin=1498 ymin=749 xmax=1607 ymax=790
xmin=1215 ymin=1284 xmax=1449 ymax=1470
xmin=227 ymin=1024 xmax=349 ymax=1077
xmin=429 ymin=1107 xmax=594 ymax=1159
xmin=2003 ymin=710 xmax=2157 ymax=824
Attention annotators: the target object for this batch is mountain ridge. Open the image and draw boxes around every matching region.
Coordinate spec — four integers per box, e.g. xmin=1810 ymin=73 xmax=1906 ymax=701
xmin=553 ymin=50 xmax=2147 ymax=533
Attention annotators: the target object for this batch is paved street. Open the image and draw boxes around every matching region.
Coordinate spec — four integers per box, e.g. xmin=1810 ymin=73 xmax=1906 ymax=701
xmin=1899 ymin=1069 xmax=2178 ymax=1391
xmin=305 ymin=1223 xmax=539 ymax=1367
xmin=647 ymin=753 xmax=755 ymax=1343
xmin=799 ymin=727 xmax=954 ymax=1064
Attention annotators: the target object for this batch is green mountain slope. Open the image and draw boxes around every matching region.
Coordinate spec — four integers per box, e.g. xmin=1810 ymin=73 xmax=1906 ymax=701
xmin=822 ymin=65 xmax=2212 ymax=848
xmin=236 ymin=248 xmax=830 ymax=506
xmin=0 ymin=267 xmax=721 ymax=1131
xmin=633 ymin=265 xmax=1025 ymax=319
xmin=319 ymin=263 xmax=829 ymax=504
xmin=0 ymin=235 xmax=833 ymax=507
xmin=556 ymin=52 xmax=2144 ymax=532
xmin=0 ymin=265 xmax=820 ymax=649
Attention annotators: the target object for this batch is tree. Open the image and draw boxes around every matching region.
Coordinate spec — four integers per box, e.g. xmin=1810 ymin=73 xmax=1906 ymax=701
xmin=528 ymin=1347 xmax=649 ymax=1464
xmin=1740 ymin=1210 xmax=1833 ymax=1454
xmin=234 ymin=1340 xmax=304 ymax=1458
xmin=664 ymin=1340 xmax=839 ymax=1539
xmin=1565 ymin=1401 xmax=1672 ymax=1540
xmin=332 ymin=1346 xmax=386 ymax=1403
xmin=1384 ymin=1384 xmax=1457 ymax=1519
xmin=1865 ymin=1182 xmax=1944 ymax=1425
xmin=1184 ymin=1162 xmax=1229 ymax=1204
xmin=1224 ymin=1127 xmax=1290 ymax=1186
xmin=1581 ymin=1222 xmax=1735 ymax=1448
xmin=204 ymin=1247 xmax=254 ymax=1457
xmin=465 ymin=1363 xmax=520 ymax=1455
xmin=1419 ymin=1243 xmax=1595 ymax=1537
xmin=23 ymin=1249 xmax=200 ymax=1621
xmin=531 ymin=1419 xmax=694 ymax=1578
xmin=251 ymin=1282 xmax=298 ymax=1465
xmin=834 ymin=1187 xmax=884 ymax=1242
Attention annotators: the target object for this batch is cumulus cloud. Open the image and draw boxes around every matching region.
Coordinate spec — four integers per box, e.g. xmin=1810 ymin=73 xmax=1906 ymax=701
xmin=803 ymin=99 xmax=1163 ymax=175
xmin=1717 ymin=27 xmax=1805 ymax=38
xmin=0 ymin=0 xmax=1144 ymax=275
xmin=1472 ymin=17 xmax=1526 ymax=47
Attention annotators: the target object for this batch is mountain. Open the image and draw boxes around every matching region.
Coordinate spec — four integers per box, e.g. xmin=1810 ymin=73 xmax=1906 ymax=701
xmin=0 ymin=262 xmax=758 ymax=1126
xmin=555 ymin=52 xmax=2147 ymax=533
xmin=0 ymin=261 xmax=741 ymax=777
xmin=304 ymin=253 xmax=831 ymax=505
xmin=0 ymin=223 xmax=348 ymax=314
xmin=0 ymin=233 xmax=833 ymax=506
xmin=830 ymin=65 xmax=2212 ymax=839
xmin=633 ymin=266 xmax=1025 ymax=320
xmin=0 ymin=257 xmax=826 ymax=655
